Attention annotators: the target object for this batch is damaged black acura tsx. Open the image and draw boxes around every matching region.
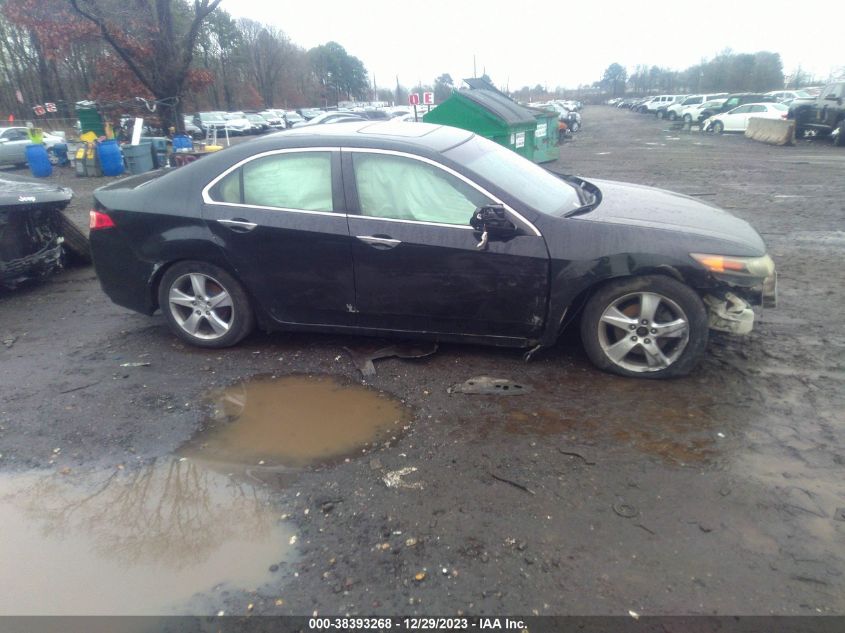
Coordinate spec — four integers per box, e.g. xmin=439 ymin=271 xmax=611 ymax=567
xmin=89 ymin=122 xmax=776 ymax=378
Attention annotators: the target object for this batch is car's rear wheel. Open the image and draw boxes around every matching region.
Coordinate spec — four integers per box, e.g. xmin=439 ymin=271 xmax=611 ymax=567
xmin=580 ymin=275 xmax=709 ymax=379
xmin=683 ymin=114 xmax=692 ymax=123
xmin=158 ymin=261 xmax=254 ymax=348
xmin=668 ymin=111 xmax=677 ymax=121
xmin=711 ymin=120 xmax=724 ymax=134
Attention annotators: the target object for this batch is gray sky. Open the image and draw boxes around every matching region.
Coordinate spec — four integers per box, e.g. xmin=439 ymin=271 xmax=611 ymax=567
xmin=223 ymin=0 xmax=840 ymax=91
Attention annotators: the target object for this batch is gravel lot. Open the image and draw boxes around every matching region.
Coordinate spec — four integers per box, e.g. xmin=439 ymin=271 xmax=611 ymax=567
xmin=1 ymin=107 xmax=843 ymax=617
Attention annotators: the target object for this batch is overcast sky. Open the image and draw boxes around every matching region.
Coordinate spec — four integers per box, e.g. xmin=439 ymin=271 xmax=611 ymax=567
xmin=223 ymin=0 xmax=840 ymax=92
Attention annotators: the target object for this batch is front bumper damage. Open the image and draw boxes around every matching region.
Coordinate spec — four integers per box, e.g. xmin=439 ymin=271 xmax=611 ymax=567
xmin=703 ymin=269 xmax=777 ymax=335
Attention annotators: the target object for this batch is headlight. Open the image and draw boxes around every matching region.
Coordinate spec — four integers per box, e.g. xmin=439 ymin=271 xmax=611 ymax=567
xmin=690 ymin=253 xmax=775 ymax=278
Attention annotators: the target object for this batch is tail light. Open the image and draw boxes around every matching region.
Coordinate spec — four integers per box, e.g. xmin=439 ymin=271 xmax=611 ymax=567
xmin=89 ymin=209 xmax=115 ymax=230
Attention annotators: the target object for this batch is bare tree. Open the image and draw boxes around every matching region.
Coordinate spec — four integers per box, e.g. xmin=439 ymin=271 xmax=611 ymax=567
xmin=67 ymin=0 xmax=222 ymax=132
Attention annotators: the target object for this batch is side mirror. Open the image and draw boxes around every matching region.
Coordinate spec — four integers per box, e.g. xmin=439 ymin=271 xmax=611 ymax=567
xmin=470 ymin=204 xmax=517 ymax=250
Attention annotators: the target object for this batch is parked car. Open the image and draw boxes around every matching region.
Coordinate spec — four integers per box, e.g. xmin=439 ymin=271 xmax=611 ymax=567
xmin=297 ymin=108 xmax=323 ymax=120
xmin=194 ymin=112 xmax=228 ymax=135
xmin=665 ymin=94 xmax=728 ymax=121
xmin=291 ymin=111 xmax=367 ymax=127
xmin=88 ymin=122 xmax=776 ymax=378
xmin=0 ymin=127 xmax=65 ymax=167
xmin=652 ymin=96 xmax=687 ymax=118
xmin=283 ymin=111 xmax=305 ymax=128
xmin=709 ymin=93 xmax=776 ymax=117
xmin=681 ymin=99 xmax=727 ymax=124
xmin=222 ymin=112 xmax=252 ymax=135
xmin=765 ymin=90 xmax=813 ymax=103
xmin=182 ymin=117 xmax=204 ymax=140
xmin=788 ymin=82 xmax=845 ymax=144
xmin=703 ymin=102 xmax=788 ymax=133
xmin=0 ymin=173 xmax=82 ymax=289
xmin=258 ymin=111 xmax=285 ymax=130
xmin=245 ymin=114 xmax=270 ymax=134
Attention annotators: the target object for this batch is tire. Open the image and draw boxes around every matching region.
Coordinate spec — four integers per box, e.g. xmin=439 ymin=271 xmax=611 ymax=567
xmin=569 ymin=120 xmax=580 ymax=133
xmin=579 ymin=275 xmax=709 ymax=379
xmin=656 ymin=110 xmax=665 ymax=119
xmin=683 ymin=114 xmax=692 ymax=123
xmin=56 ymin=211 xmax=92 ymax=265
xmin=668 ymin=111 xmax=677 ymax=121
xmin=157 ymin=261 xmax=254 ymax=348
xmin=711 ymin=120 xmax=724 ymax=134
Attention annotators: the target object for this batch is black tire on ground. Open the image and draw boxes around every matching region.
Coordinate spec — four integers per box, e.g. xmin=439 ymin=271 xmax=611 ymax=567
xmin=668 ymin=111 xmax=677 ymax=121
xmin=683 ymin=114 xmax=692 ymax=123
xmin=712 ymin=120 xmax=724 ymax=134
xmin=157 ymin=261 xmax=254 ymax=348
xmin=656 ymin=110 xmax=664 ymax=119
xmin=56 ymin=211 xmax=92 ymax=265
xmin=579 ymin=275 xmax=709 ymax=379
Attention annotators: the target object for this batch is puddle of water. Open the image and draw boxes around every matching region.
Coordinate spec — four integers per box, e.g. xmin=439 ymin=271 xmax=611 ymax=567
xmin=183 ymin=374 xmax=411 ymax=469
xmin=0 ymin=459 xmax=294 ymax=615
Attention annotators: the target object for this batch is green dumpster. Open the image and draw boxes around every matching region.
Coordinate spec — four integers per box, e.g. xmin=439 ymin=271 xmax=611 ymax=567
xmin=423 ymin=87 xmax=536 ymax=160
xmin=75 ymin=101 xmax=105 ymax=137
xmin=528 ymin=106 xmax=560 ymax=163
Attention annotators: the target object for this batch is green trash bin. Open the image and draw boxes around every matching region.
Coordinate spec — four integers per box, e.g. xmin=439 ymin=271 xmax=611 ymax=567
xmin=75 ymin=101 xmax=106 ymax=137
xmin=528 ymin=107 xmax=560 ymax=163
xmin=423 ymin=82 xmax=536 ymax=160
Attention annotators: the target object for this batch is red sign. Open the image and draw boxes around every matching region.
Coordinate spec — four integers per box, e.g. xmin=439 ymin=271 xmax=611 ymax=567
xmin=423 ymin=92 xmax=434 ymax=105
xmin=408 ymin=93 xmax=420 ymax=106
xmin=45 ymin=102 xmax=57 ymax=113
xmin=32 ymin=104 xmax=46 ymax=116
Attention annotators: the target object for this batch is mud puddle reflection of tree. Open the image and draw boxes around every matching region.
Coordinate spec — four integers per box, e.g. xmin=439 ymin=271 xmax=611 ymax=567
xmin=0 ymin=374 xmax=412 ymax=614
xmin=0 ymin=458 xmax=294 ymax=615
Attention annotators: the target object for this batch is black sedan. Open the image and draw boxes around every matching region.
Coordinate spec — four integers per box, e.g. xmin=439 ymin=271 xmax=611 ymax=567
xmin=89 ymin=123 xmax=776 ymax=378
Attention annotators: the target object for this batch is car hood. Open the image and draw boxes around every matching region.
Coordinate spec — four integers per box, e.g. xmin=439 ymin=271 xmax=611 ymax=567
xmin=580 ymin=179 xmax=766 ymax=253
xmin=0 ymin=173 xmax=73 ymax=209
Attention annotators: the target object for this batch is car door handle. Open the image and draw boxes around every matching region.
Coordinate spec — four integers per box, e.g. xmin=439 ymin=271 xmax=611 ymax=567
xmin=217 ymin=218 xmax=257 ymax=232
xmin=356 ymin=235 xmax=401 ymax=249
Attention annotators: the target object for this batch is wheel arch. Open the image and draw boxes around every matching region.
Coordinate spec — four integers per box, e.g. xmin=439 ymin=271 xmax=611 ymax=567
xmin=545 ymin=265 xmax=688 ymax=344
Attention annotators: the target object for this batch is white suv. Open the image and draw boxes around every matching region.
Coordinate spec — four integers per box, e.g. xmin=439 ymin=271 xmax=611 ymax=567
xmin=641 ymin=95 xmax=685 ymax=116
xmin=665 ymin=93 xmax=728 ymax=121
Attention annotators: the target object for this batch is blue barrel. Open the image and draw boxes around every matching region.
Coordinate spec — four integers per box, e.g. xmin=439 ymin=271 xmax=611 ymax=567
xmin=123 ymin=143 xmax=154 ymax=175
xmin=97 ymin=139 xmax=124 ymax=177
xmin=26 ymin=144 xmax=52 ymax=177
xmin=172 ymin=135 xmax=193 ymax=151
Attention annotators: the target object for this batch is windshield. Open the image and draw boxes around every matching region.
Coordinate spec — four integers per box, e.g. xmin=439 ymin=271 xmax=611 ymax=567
xmin=444 ymin=135 xmax=582 ymax=216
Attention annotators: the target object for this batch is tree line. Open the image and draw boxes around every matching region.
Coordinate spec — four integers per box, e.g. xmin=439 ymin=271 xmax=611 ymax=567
xmin=0 ymin=0 xmax=382 ymax=133
xmin=595 ymin=51 xmax=832 ymax=98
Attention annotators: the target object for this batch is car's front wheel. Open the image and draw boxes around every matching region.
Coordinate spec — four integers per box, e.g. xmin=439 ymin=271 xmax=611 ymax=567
xmin=158 ymin=261 xmax=254 ymax=348
xmin=580 ymin=275 xmax=709 ymax=378
xmin=711 ymin=120 xmax=724 ymax=134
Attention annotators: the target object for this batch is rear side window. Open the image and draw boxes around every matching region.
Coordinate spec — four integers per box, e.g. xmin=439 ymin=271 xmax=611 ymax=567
xmin=210 ymin=152 xmax=333 ymax=211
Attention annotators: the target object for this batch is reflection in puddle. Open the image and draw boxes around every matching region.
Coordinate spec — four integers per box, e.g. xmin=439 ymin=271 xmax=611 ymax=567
xmin=0 ymin=458 xmax=294 ymax=615
xmin=184 ymin=374 xmax=412 ymax=469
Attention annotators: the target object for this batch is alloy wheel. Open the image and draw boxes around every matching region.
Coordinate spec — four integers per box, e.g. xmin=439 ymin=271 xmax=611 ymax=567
xmin=167 ymin=272 xmax=234 ymax=340
xmin=596 ymin=291 xmax=690 ymax=373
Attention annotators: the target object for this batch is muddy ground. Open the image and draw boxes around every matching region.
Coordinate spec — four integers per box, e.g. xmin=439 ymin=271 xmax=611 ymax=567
xmin=1 ymin=106 xmax=843 ymax=617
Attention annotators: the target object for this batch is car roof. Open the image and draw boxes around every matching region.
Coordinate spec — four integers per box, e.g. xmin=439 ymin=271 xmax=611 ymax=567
xmin=264 ymin=121 xmax=475 ymax=153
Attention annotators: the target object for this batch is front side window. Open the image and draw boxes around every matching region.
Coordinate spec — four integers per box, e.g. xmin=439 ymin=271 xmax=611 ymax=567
xmin=210 ymin=152 xmax=333 ymax=211
xmin=352 ymin=153 xmax=490 ymax=225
